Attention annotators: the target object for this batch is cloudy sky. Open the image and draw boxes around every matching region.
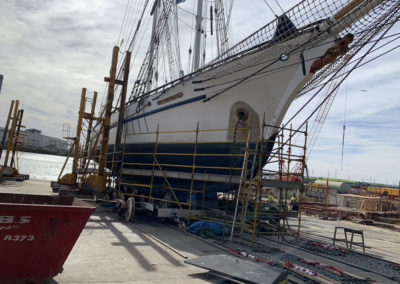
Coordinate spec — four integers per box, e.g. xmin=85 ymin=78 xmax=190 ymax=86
xmin=0 ymin=0 xmax=399 ymax=185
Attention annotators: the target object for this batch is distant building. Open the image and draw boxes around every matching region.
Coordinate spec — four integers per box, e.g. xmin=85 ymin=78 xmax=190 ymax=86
xmin=0 ymin=127 xmax=69 ymax=155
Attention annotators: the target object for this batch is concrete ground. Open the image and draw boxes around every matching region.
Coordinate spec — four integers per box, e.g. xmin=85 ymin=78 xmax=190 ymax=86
xmin=53 ymin=211 xmax=223 ymax=284
xmin=297 ymin=216 xmax=400 ymax=263
xmin=2 ymin=179 xmax=400 ymax=283
xmin=0 ymin=180 xmax=222 ymax=284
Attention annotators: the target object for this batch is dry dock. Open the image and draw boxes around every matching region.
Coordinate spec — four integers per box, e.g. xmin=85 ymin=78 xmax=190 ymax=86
xmin=2 ymin=180 xmax=400 ymax=283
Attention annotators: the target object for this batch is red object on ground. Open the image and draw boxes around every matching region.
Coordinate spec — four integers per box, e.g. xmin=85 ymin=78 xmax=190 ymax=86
xmin=0 ymin=193 xmax=95 ymax=284
xmin=309 ymin=241 xmax=348 ymax=253
xmin=301 ymin=260 xmax=343 ymax=276
xmin=284 ymin=261 xmax=318 ymax=276
xmin=389 ymin=263 xmax=400 ymax=269
xmin=276 ymin=175 xmax=302 ymax=182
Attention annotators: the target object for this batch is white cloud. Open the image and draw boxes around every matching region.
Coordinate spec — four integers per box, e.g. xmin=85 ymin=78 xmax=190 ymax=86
xmin=0 ymin=0 xmax=399 ymax=185
xmin=0 ymin=0 xmax=125 ymax=136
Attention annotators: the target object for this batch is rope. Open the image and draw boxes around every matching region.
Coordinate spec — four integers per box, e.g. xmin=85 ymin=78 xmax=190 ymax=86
xmin=202 ymin=11 xmax=400 ymax=102
xmin=263 ymin=0 xmax=278 ymax=17
xmin=191 ymin=23 xmax=400 ymax=87
xmin=224 ymin=115 xmax=243 ymax=214
xmin=265 ymin=10 xmax=400 ymax=166
xmin=284 ymin=11 xmax=400 ymax=145
xmin=341 ymin=79 xmax=348 ymax=171
xmin=274 ymin=0 xmax=285 ymax=14
xmin=116 ymin=0 xmax=132 ymax=46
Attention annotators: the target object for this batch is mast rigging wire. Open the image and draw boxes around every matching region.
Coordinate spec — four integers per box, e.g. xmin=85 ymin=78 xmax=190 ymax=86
xmin=263 ymin=10 xmax=400 ymax=163
xmin=263 ymin=0 xmax=278 ymax=17
xmin=200 ymin=13 xmax=400 ymax=102
xmin=195 ymin=35 xmax=400 ymax=97
xmin=274 ymin=0 xmax=284 ymax=14
xmin=189 ymin=18 xmax=400 ymax=86
xmin=341 ymin=79 xmax=348 ymax=171
xmin=281 ymin=12 xmax=400 ymax=147
xmin=116 ymin=0 xmax=132 ymax=46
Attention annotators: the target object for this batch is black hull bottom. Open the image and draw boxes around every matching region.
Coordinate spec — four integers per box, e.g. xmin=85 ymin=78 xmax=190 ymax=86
xmin=108 ymin=140 xmax=274 ymax=205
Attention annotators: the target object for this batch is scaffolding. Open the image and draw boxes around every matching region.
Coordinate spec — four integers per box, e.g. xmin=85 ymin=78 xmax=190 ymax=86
xmin=49 ymin=43 xmax=307 ymax=241
xmin=118 ymin=123 xmax=250 ymax=220
xmin=230 ymin=120 xmax=308 ymax=242
xmin=0 ymin=100 xmax=28 ymax=180
xmin=56 ymin=88 xmax=100 ymax=187
xmin=117 ymin=114 xmax=307 ymax=241
xmin=53 ymin=46 xmax=132 ymax=195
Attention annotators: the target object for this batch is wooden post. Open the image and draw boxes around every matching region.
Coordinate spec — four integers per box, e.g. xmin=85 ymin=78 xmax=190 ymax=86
xmin=398 ymin=181 xmax=400 ymax=212
xmin=326 ymin=176 xmax=329 ymax=206
xmin=334 ymin=0 xmax=364 ymax=20
xmin=10 ymin=109 xmax=24 ymax=169
xmin=4 ymin=100 xmax=19 ymax=167
xmin=82 ymin=91 xmax=97 ymax=169
xmin=113 ymin=51 xmax=131 ymax=176
xmin=0 ymin=100 xmax=15 ymax=160
xmin=72 ymin=88 xmax=86 ymax=176
xmin=99 ymin=46 xmax=119 ymax=176
xmin=57 ymin=142 xmax=75 ymax=181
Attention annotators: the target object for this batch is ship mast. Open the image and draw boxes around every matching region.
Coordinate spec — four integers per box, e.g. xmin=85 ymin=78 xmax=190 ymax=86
xmin=193 ymin=0 xmax=204 ymax=71
xmin=146 ymin=0 xmax=159 ymax=92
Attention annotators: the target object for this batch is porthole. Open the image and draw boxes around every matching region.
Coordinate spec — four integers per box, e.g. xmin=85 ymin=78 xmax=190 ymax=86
xmin=236 ymin=108 xmax=249 ymax=121
xmin=279 ymin=53 xmax=289 ymax=61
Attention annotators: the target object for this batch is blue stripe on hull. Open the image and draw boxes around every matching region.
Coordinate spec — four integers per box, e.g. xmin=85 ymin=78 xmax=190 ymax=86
xmin=122 ymin=142 xmax=251 ymax=175
xmin=117 ymin=141 xmax=275 ymax=204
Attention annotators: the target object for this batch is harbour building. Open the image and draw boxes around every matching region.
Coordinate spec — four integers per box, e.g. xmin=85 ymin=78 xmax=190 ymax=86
xmin=0 ymin=127 xmax=69 ymax=155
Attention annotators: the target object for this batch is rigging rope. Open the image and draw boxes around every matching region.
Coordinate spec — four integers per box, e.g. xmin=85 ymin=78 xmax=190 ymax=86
xmin=201 ymin=8 xmax=400 ymax=102
xmin=282 ymin=12 xmax=400 ymax=146
xmin=341 ymin=79 xmax=348 ymax=171
xmin=263 ymin=0 xmax=278 ymax=17
xmin=224 ymin=114 xmax=243 ymax=215
xmin=116 ymin=0 xmax=132 ymax=46
xmin=273 ymin=0 xmax=284 ymax=14
xmin=261 ymin=9 xmax=400 ymax=164
xmin=191 ymin=23 xmax=400 ymax=87
xmin=226 ymin=0 xmax=234 ymax=30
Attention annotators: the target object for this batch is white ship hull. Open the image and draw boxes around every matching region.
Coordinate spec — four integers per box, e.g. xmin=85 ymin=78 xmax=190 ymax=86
xmin=101 ymin=31 xmax=337 ymax=200
xmin=86 ymin=0 xmax=399 ymax=205
xmin=110 ymin=34 xmax=334 ymax=145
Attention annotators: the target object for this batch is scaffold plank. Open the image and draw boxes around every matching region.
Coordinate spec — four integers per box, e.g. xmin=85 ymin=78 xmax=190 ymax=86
xmin=121 ymin=168 xmax=241 ymax=184
xmin=185 ymin=254 xmax=287 ymax=284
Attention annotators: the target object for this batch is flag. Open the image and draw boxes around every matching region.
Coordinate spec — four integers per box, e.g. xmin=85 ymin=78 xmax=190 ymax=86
xmin=176 ymin=0 xmax=185 ymax=4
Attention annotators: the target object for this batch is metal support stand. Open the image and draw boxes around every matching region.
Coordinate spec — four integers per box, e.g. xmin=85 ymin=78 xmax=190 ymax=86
xmin=0 ymin=100 xmax=28 ymax=180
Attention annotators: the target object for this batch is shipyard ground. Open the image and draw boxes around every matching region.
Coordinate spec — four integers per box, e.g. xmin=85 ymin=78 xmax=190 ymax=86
xmin=1 ymin=180 xmax=400 ymax=283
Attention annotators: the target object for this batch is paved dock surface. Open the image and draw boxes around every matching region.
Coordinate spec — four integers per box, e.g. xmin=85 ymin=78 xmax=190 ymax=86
xmin=289 ymin=215 xmax=400 ymax=264
xmin=0 ymin=180 xmax=221 ymax=284
xmin=54 ymin=211 xmax=223 ymax=284
xmin=2 ymin=180 xmax=400 ymax=283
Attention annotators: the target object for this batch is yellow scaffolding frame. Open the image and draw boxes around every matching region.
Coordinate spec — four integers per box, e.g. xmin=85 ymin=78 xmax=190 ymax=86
xmin=118 ymin=123 xmax=251 ymax=219
xmin=233 ymin=116 xmax=307 ymax=242
xmin=115 ymin=113 xmax=306 ymax=243
xmin=0 ymin=100 xmax=25 ymax=177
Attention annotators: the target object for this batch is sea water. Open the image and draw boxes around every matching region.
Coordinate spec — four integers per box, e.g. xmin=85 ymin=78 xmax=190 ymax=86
xmin=0 ymin=152 xmax=72 ymax=181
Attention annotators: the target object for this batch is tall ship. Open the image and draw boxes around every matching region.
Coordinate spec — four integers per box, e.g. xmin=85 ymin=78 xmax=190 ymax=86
xmin=91 ymin=0 xmax=399 ymax=208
